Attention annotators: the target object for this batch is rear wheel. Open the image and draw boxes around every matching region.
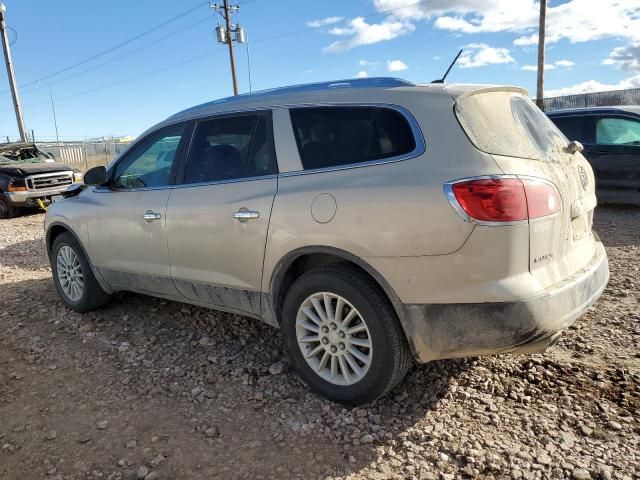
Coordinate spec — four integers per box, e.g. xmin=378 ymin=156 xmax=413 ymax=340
xmin=281 ymin=264 xmax=412 ymax=405
xmin=0 ymin=194 xmax=18 ymax=219
xmin=50 ymin=232 xmax=111 ymax=312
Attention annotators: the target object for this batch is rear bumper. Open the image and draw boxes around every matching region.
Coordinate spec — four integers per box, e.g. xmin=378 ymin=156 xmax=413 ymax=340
xmin=401 ymin=238 xmax=609 ymax=363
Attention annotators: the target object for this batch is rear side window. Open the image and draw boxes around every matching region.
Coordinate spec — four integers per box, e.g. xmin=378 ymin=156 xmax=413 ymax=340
xmin=184 ymin=113 xmax=276 ymax=184
xmin=455 ymin=92 xmax=567 ymax=161
xmin=550 ymin=116 xmax=586 ymax=143
xmin=596 ymin=117 xmax=640 ymax=145
xmin=289 ymin=106 xmax=416 ymax=170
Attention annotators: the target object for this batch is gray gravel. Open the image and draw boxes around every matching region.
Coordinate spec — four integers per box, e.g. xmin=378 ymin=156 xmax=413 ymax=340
xmin=0 ymin=207 xmax=638 ymax=479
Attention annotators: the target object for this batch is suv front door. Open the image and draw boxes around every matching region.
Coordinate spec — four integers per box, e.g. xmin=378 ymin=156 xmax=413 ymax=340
xmin=88 ymin=123 xmax=190 ymax=296
xmin=166 ymin=112 xmax=278 ymax=317
xmin=585 ymin=115 xmax=640 ymax=202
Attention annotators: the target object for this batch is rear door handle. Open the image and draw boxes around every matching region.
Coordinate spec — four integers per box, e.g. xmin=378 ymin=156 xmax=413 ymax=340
xmin=143 ymin=210 xmax=162 ymax=222
xmin=233 ymin=208 xmax=260 ymax=222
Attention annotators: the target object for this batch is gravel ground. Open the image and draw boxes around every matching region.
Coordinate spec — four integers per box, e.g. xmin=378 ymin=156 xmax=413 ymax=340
xmin=0 ymin=207 xmax=638 ymax=480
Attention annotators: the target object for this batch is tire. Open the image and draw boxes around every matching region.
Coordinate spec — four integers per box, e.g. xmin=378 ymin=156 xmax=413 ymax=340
xmin=281 ymin=264 xmax=412 ymax=405
xmin=0 ymin=194 xmax=18 ymax=219
xmin=50 ymin=232 xmax=111 ymax=312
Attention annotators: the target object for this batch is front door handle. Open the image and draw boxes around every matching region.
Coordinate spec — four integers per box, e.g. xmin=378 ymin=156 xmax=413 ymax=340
xmin=233 ymin=208 xmax=260 ymax=222
xmin=143 ymin=210 xmax=162 ymax=222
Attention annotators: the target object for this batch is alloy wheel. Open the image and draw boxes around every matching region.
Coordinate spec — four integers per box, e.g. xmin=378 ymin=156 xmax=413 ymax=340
xmin=295 ymin=292 xmax=373 ymax=386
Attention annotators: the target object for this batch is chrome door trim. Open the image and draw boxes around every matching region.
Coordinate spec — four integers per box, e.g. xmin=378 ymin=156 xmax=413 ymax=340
xmin=277 ymin=103 xmax=426 ymax=177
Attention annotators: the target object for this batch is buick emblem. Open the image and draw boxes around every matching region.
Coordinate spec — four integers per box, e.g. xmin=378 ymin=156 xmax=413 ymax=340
xmin=578 ymin=166 xmax=588 ymax=190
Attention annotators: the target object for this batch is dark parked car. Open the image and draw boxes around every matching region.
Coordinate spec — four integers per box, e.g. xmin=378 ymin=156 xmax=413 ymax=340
xmin=548 ymin=106 xmax=640 ymax=205
xmin=0 ymin=142 xmax=81 ymax=219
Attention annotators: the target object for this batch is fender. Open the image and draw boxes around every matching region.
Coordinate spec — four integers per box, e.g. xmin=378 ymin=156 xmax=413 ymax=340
xmin=46 ymin=220 xmax=114 ymax=294
xmin=264 ymin=245 xmax=405 ymax=327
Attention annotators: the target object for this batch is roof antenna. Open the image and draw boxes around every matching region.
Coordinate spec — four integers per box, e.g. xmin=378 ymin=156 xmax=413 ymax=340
xmin=431 ymin=49 xmax=463 ymax=84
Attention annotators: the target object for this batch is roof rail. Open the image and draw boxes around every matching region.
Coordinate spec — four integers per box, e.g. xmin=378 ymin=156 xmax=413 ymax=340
xmin=175 ymin=77 xmax=414 ymax=116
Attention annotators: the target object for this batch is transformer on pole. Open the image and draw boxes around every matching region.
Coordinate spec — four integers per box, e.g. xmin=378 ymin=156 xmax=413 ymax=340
xmin=210 ymin=1 xmax=246 ymax=96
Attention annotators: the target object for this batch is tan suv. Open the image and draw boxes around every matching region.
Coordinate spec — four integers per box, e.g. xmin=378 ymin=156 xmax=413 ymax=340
xmin=45 ymin=78 xmax=609 ymax=405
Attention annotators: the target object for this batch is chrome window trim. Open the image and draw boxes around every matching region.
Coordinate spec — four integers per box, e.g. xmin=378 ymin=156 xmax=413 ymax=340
xmin=100 ymin=102 xmax=424 ymax=190
xmin=93 ymin=185 xmax=173 ymax=193
xmin=443 ymin=174 xmax=561 ymax=227
xmin=93 ymin=174 xmax=279 ymax=193
xmin=279 ymin=103 xmax=426 ymax=178
xmin=172 ymin=173 xmax=278 ymax=190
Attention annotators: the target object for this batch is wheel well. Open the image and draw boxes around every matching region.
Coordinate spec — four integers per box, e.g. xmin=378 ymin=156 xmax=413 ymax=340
xmin=46 ymin=225 xmax=71 ymax=253
xmin=273 ymin=252 xmax=397 ymax=324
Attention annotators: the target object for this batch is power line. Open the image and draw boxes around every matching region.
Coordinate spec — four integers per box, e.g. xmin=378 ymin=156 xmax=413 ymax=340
xmin=12 ymin=0 xmax=434 ymax=108
xmin=3 ymin=15 xmax=211 ymax=99
xmin=22 ymin=48 xmax=227 ymax=108
xmin=13 ymin=1 xmax=210 ymax=90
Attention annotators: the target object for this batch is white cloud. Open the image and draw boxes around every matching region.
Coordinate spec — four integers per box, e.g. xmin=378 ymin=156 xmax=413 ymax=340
xmin=521 ymin=59 xmax=575 ymax=71
xmin=458 ymin=43 xmax=514 ymax=68
xmin=522 ymin=64 xmax=554 ymax=71
xmin=387 ymin=59 xmax=408 ymax=71
xmin=320 ymin=1 xmax=640 ymax=53
xmin=546 ymin=74 xmax=640 ymax=97
xmin=603 ymin=43 xmax=640 ymax=71
xmin=307 ymin=16 xmax=344 ymax=28
xmin=323 ymin=16 xmax=414 ymax=53
xmin=359 ymin=59 xmax=380 ymax=67
xmin=356 ymin=70 xmax=369 ymax=78
xmin=554 ymin=59 xmax=576 ymax=68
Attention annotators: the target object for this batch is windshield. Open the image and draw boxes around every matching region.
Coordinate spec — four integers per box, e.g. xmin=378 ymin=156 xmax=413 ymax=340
xmin=455 ymin=91 xmax=568 ymax=161
xmin=0 ymin=145 xmax=49 ymax=165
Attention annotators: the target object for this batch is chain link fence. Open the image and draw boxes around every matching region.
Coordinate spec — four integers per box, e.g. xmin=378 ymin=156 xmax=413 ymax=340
xmin=539 ymin=87 xmax=640 ymax=112
xmin=36 ymin=138 xmax=134 ymax=172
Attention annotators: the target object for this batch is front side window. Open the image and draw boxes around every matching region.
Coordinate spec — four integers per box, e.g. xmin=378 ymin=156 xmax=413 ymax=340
xmin=112 ymin=125 xmax=185 ymax=189
xmin=596 ymin=117 xmax=640 ymax=145
xmin=289 ymin=106 xmax=416 ymax=170
xmin=184 ymin=113 xmax=275 ymax=184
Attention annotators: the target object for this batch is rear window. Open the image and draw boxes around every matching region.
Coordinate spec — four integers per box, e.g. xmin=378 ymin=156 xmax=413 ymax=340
xmin=455 ymin=92 xmax=567 ymax=160
xmin=289 ymin=106 xmax=416 ymax=170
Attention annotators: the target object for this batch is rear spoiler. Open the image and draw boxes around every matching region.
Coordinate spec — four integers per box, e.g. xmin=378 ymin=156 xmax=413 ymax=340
xmin=456 ymin=86 xmax=529 ymax=101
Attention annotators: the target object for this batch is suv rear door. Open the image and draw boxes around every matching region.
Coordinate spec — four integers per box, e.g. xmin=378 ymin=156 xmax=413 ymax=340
xmin=165 ymin=111 xmax=278 ymax=317
xmin=584 ymin=114 xmax=640 ymax=202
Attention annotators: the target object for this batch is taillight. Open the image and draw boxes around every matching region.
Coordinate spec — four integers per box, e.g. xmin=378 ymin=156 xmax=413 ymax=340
xmin=522 ymin=178 xmax=560 ymax=219
xmin=446 ymin=176 xmax=560 ymax=224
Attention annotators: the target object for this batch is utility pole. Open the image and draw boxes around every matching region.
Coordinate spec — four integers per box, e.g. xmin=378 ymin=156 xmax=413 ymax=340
xmin=536 ymin=0 xmax=546 ymax=110
xmin=39 ymin=80 xmax=60 ymax=144
xmin=0 ymin=3 xmax=27 ymax=141
xmin=211 ymin=1 xmax=246 ymax=96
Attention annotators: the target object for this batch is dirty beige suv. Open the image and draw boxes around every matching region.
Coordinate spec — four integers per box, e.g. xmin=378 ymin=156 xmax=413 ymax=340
xmin=45 ymin=78 xmax=609 ymax=405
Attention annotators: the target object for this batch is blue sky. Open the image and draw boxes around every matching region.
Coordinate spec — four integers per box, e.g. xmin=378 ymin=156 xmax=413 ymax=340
xmin=1 ymin=0 xmax=638 ymax=140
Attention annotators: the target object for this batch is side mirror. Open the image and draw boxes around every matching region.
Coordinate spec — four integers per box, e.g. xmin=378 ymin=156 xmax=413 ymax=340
xmin=565 ymin=140 xmax=584 ymax=154
xmin=84 ymin=166 xmax=108 ymax=186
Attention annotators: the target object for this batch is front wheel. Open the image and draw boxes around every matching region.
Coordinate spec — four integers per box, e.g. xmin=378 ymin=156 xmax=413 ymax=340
xmin=50 ymin=232 xmax=112 ymax=312
xmin=281 ymin=264 xmax=412 ymax=405
xmin=0 ymin=194 xmax=18 ymax=219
